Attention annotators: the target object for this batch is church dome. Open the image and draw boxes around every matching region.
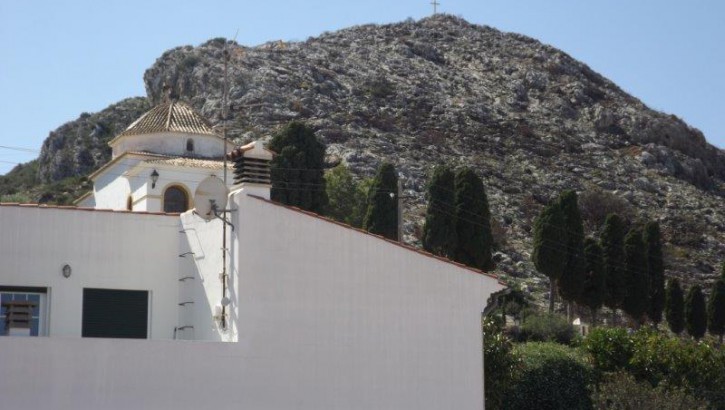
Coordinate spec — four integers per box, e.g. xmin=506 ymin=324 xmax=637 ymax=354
xmin=118 ymin=100 xmax=216 ymax=137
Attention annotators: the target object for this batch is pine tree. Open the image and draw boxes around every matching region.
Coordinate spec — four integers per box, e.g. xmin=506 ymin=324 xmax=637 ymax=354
xmin=707 ymin=276 xmax=725 ymax=344
xmin=452 ymin=168 xmax=494 ymax=271
xmin=601 ymin=214 xmax=626 ymax=310
xmin=268 ymin=121 xmax=328 ymax=214
xmin=644 ymin=221 xmax=665 ymax=326
xmin=532 ymin=200 xmax=567 ymax=313
xmin=557 ymin=191 xmax=586 ymax=307
xmin=581 ymin=238 xmax=606 ymax=325
xmin=363 ymin=162 xmax=398 ymax=240
xmin=665 ymin=278 xmax=685 ymax=335
xmin=622 ymin=227 xmax=649 ymax=325
xmin=685 ymin=285 xmax=707 ymax=340
xmin=422 ymin=166 xmax=457 ymax=258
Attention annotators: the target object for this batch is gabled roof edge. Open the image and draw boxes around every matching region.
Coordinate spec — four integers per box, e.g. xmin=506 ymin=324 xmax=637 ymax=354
xmin=247 ymin=195 xmax=506 ymax=286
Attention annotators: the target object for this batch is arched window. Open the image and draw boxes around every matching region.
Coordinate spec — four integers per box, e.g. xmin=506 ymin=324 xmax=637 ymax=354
xmin=163 ymin=186 xmax=189 ymax=213
xmin=186 ymin=138 xmax=194 ymax=152
xmin=126 ymin=196 xmax=133 ymax=211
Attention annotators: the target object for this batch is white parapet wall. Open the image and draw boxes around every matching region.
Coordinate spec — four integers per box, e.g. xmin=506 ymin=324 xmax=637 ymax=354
xmin=0 ymin=205 xmax=181 ymax=339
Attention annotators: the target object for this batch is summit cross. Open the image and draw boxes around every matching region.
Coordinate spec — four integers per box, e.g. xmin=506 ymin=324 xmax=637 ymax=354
xmin=431 ymin=0 xmax=440 ymax=14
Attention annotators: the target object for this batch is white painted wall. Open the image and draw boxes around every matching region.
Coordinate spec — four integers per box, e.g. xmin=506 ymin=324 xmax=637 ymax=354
xmin=0 ymin=206 xmax=181 ymax=339
xmin=111 ymin=132 xmax=226 ymax=159
xmin=92 ymin=158 xmax=137 ymax=210
xmin=179 ymin=212 xmax=232 ymax=342
xmin=93 ymin=162 xmax=232 ymax=213
xmin=229 ymin=192 xmax=504 ymax=409
xmin=0 ymin=192 xmax=504 ymax=409
xmin=0 ymin=337 xmax=241 ymax=410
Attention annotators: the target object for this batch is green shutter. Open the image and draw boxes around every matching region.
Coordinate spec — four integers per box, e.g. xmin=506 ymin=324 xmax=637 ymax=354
xmin=82 ymin=288 xmax=148 ymax=339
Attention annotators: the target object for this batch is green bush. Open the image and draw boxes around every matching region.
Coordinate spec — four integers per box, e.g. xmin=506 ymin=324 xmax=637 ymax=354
xmin=518 ymin=312 xmax=576 ymax=345
xmin=506 ymin=342 xmax=593 ymax=410
xmin=593 ymin=372 xmax=707 ymax=410
xmin=483 ymin=317 xmax=517 ymax=410
xmin=629 ymin=330 xmax=725 ymax=408
xmin=582 ymin=327 xmax=634 ymax=373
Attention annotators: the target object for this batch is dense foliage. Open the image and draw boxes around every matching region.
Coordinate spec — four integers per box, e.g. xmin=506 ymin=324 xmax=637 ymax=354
xmin=685 ymin=285 xmax=707 ymax=340
xmin=532 ymin=200 xmax=567 ymax=312
xmin=557 ymin=191 xmax=586 ymax=306
xmin=506 ymin=342 xmax=593 ymax=410
xmin=644 ymin=221 xmax=665 ymax=326
xmin=324 ymin=164 xmax=370 ymax=227
xmin=622 ymin=227 xmax=649 ymax=324
xmin=363 ymin=162 xmax=398 ymax=240
xmin=483 ymin=317 xmax=517 ymax=410
xmin=665 ymin=278 xmax=685 ymax=335
xmin=515 ymin=312 xmax=576 ymax=345
xmin=581 ymin=238 xmax=606 ymax=323
xmin=708 ymin=275 xmax=725 ymax=343
xmin=268 ymin=122 xmax=328 ymax=214
xmin=601 ymin=214 xmax=626 ymax=311
xmin=582 ymin=327 xmax=634 ymax=373
xmin=452 ymin=167 xmax=493 ymax=270
xmin=592 ymin=372 xmax=708 ymax=410
xmin=421 ymin=166 xmax=457 ymax=258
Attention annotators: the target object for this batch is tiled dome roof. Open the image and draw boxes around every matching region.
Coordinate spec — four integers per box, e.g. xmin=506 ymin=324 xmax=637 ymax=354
xmin=119 ymin=100 xmax=216 ymax=137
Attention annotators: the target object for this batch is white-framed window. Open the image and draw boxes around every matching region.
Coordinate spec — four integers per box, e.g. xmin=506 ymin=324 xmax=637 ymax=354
xmin=0 ymin=287 xmax=48 ymax=336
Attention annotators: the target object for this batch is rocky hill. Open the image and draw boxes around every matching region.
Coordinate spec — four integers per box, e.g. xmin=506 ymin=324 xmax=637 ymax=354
xmin=7 ymin=15 xmax=725 ymax=293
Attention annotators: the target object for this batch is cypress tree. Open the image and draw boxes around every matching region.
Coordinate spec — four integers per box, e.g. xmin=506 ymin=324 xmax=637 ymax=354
xmin=324 ymin=164 xmax=368 ymax=227
xmin=557 ymin=191 xmax=586 ymax=306
xmin=422 ymin=166 xmax=457 ymax=258
xmin=532 ymin=200 xmax=567 ymax=313
xmin=363 ymin=162 xmax=398 ymax=240
xmin=644 ymin=221 xmax=665 ymax=326
xmin=685 ymin=285 xmax=707 ymax=340
xmin=581 ymin=238 xmax=606 ymax=325
xmin=452 ymin=168 xmax=494 ymax=271
xmin=665 ymin=278 xmax=685 ymax=335
xmin=622 ymin=227 xmax=649 ymax=325
xmin=707 ymin=276 xmax=725 ymax=344
xmin=601 ymin=214 xmax=626 ymax=310
xmin=268 ymin=121 xmax=328 ymax=214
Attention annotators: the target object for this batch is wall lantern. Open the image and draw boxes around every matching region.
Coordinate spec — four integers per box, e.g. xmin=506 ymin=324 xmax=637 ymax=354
xmin=150 ymin=169 xmax=160 ymax=189
xmin=61 ymin=264 xmax=72 ymax=278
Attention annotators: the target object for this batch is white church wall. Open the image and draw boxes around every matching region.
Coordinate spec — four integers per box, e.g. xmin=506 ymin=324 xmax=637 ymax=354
xmin=230 ymin=193 xmax=505 ymax=410
xmin=111 ymin=132 xmax=226 ymax=159
xmin=129 ymin=166 xmax=231 ymax=213
xmin=0 ymin=206 xmax=181 ymax=339
xmin=92 ymin=158 xmax=137 ymax=210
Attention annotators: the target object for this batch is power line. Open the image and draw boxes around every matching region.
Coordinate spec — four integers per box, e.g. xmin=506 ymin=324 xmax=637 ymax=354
xmin=0 ymin=145 xmax=39 ymax=153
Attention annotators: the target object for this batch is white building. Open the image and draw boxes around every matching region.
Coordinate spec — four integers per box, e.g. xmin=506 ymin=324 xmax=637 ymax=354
xmin=0 ymin=100 xmax=505 ymax=409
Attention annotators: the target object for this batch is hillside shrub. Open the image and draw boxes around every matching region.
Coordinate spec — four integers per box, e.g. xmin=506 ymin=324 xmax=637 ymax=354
xmin=629 ymin=329 xmax=725 ymax=408
xmin=582 ymin=327 xmax=634 ymax=373
xmin=518 ymin=312 xmax=576 ymax=345
xmin=593 ymin=372 xmax=707 ymax=410
xmin=506 ymin=342 xmax=593 ymax=410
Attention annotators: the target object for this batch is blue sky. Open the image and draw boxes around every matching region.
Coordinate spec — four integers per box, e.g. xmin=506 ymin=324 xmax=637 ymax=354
xmin=0 ymin=0 xmax=723 ymax=175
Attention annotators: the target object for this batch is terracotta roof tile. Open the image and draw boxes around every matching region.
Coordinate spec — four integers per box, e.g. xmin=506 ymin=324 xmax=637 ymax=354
xmin=118 ymin=100 xmax=216 ymax=137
